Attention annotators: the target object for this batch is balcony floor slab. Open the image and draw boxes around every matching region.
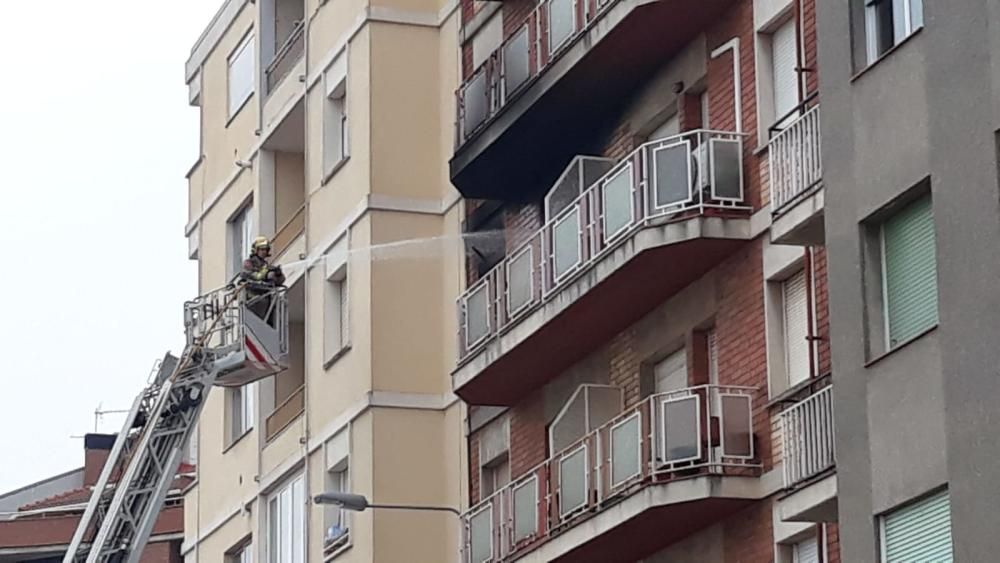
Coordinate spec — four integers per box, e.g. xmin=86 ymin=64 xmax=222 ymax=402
xmin=771 ymin=185 xmax=825 ymax=246
xmin=778 ymin=472 xmax=838 ymax=523
xmin=454 ymin=215 xmax=752 ymax=405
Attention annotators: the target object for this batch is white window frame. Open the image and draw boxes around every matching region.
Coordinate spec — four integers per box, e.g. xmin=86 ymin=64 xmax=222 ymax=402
xmin=267 ymin=474 xmax=305 ymax=563
xmin=479 ymin=452 xmax=511 ymax=501
xmin=324 ymin=458 xmax=351 ymax=554
xmin=864 ymin=0 xmax=923 ymax=65
xmin=323 ymin=77 xmax=349 ymax=180
xmin=228 ymin=31 xmax=256 ymax=119
xmin=768 ymin=17 xmax=801 ymax=130
xmin=324 ymin=263 xmax=349 ymax=365
xmin=229 ymin=383 xmax=256 ymax=444
xmin=228 ymin=540 xmax=254 ymax=563
xmin=229 ymin=202 xmax=255 ymax=280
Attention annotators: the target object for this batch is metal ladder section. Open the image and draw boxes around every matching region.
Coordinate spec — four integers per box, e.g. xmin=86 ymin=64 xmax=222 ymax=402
xmin=64 ymin=350 xmax=228 ymax=563
xmin=63 ymin=284 xmax=288 ymax=563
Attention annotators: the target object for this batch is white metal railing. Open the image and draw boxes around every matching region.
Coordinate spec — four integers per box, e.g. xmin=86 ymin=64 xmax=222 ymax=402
xmin=461 ymin=385 xmax=759 ymax=562
xmin=780 ymin=384 xmax=835 ymax=488
xmin=768 ymin=101 xmax=822 ymax=213
xmin=456 ymin=0 xmax=599 ymax=144
xmin=457 ymin=129 xmax=748 ymax=360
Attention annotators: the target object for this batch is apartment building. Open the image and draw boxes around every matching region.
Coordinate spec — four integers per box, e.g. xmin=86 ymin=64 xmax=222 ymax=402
xmin=452 ymin=0 xmax=841 ymax=560
xmin=0 ymin=434 xmax=189 ymax=562
xmin=182 ymin=0 xmax=465 ymax=561
xmin=818 ymin=0 xmax=1000 ymax=561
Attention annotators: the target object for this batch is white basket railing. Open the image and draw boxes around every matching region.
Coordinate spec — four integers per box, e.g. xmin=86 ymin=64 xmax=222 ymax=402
xmin=779 ymin=384 xmax=835 ymax=488
xmin=768 ymin=99 xmax=822 ymax=213
xmin=456 ymin=0 xmax=618 ymax=144
xmin=461 ymin=385 xmax=759 ymax=562
xmin=457 ymin=129 xmax=747 ymax=361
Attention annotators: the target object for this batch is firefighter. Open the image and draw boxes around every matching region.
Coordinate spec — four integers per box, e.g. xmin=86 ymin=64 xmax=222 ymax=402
xmin=242 ymin=236 xmax=285 ymax=323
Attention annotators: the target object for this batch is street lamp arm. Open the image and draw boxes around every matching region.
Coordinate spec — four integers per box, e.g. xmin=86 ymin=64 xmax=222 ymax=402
xmin=365 ymin=503 xmax=461 ymax=517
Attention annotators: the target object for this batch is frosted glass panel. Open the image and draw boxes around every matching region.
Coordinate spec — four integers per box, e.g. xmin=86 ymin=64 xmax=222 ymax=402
xmin=653 ymin=143 xmax=691 ymax=208
xmin=504 ymin=29 xmax=530 ymax=95
xmin=552 ymin=209 xmax=580 ymax=279
xmin=469 ymin=508 xmax=493 ymax=563
xmin=466 ymin=285 xmax=489 ymax=345
xmin=611 ymin=415 xmax=641 ymax=486
xmin=507 ymin=248 xmax=533 ymax=314
xmin=464 ymin=74 xmax=488 ymax=134
xmin=512 ymin=480 xmax=537 ymax=542
xmin=548 ymin=0 xmax=574 ymax=51
xmin=661 ymin=397 xmax=700 ymax=462
xmin=559 ymin=447 xmax=587 ymax=515
xmin=711 ymin=139 xmax=743 ymax=200
xmin=602 ymin=166 xmax=632 ymax=238
xmin=722 ymin=395 xmax=753 ymax=457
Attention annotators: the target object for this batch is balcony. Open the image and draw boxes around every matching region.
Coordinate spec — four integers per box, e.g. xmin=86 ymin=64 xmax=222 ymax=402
xmin=266 ymin=22 xmax=305 ymax=94
xmin=776 ymin=376 xmax=837 ymax=523
xmin=451 ymin=0 xmax=737 ymax=199
xmin=768 ymin=97 xmax=824 ymax=245
xmin=462 ymin=385 xmax=762 ymax=562
xmin=455 ymin=130 xmax=751 ymax=405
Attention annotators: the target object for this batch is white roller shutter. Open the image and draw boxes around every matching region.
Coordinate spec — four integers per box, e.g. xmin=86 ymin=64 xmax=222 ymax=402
xmin=654 ymin=348 xmax=687 ymax=393
xmin=772 ymin=19 xmax=800 ymax=124
xmin=648 ymin=114 xmax=680 ymax=141
xmin=783 ymin=270 xmax=810 ymax=387
xmin=792 ymin=536 xmax=820 ymax=563
xmin=881 ymin=490 xmax=953 ymax=562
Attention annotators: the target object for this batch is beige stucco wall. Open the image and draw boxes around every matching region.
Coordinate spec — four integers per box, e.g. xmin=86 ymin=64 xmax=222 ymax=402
xmin=183 ymin=0 xmax=466 ymax=559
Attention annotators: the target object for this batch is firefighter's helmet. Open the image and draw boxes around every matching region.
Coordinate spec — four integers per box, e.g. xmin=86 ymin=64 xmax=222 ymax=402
xmin=252 ymin=236 xmax=271 ymax=252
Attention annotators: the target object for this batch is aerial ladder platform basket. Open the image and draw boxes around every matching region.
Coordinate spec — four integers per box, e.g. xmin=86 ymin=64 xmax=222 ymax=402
xmin=64 ymin=283 xmax=289 ymax=563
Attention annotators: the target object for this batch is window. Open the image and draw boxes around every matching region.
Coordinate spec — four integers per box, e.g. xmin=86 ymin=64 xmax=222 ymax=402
xmin=228 ymin=541 xmax=253 ymax=563
xmin=861 ymin=0 xmax=923 ymax=66
xmin=228 ymin=32 xmax=255 ymax=118
xmin=653 ymin=348 xmax=687 ymax=394
xmin=323 ymin=77 xmax=348 ymax=177
xmin=230 ymin=383 xmax=256 ymax=442
xmin=478 ymin=415 xmax=510 ymax=501
xmin=782 ymin=270 xmax=810 ymax=387
xmin=770 ymin=19 xmax=800 ymax=128
xmin=267 ymin=474 xmax=305 ymax=563
xmin=879 ymin=490 xmax=953 ymax=562
xmin=324 ymin=463 xmax=350 ymax=552
xmin=471 ymin=11 xmax=503 ymax=70
xmin=791 ymin=536 xmax=819 ymax=563
xmin=229 ymin=203 xmax=254 ymax=279
xmin=481 ymin=454 xmax=511 ymax=500
xmin=647 ymin=114 xmax=679 ymax=142
xmin=324 ymin=265 xmax=349 ymax=362
xmin=880 ymin=195 xmax=938 ymax=348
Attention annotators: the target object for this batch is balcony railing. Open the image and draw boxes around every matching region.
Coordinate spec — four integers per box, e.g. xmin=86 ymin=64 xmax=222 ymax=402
xmin=779 ymin=383 xmax=834 ymax=489
xmin=266 ymin=22 xmax=305 ymax=94
xmin=461 ymin=385 xmax=759 ymax=563
xmin=768 ymin=96 xmax=821 ymax=213
xmin=272 ymin=203 xmax=306 ymax=259
xmin=456 ymin=0 xmax=616 ymax=144
xmin=266 ymin=384 xmax=305 ymax=441
xmin=457 ymin=129 xmax=747 ymax=362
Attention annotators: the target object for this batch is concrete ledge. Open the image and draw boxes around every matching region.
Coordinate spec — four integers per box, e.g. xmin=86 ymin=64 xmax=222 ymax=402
xmin=516 ymin=474 xmax=767 ymax=563
xmin=453 ymin=215 xmax=752 ymax=392
xmin=778 ymin=472 xmax=838 ymax=523
xmin=771 ymin=186 xmax=825 ymax=246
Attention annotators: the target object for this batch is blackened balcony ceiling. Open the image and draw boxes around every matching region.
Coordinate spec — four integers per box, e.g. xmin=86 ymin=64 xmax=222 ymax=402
xmin=449 ymin=0 xmax=737 ymax=202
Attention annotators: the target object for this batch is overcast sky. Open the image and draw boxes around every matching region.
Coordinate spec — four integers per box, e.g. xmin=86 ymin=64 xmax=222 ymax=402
xmin=0 ymin=1 xmax=220 ymax=493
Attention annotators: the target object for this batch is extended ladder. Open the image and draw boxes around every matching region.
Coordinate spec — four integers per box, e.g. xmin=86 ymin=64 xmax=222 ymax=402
xmin=64 ymin=284 xmax=289 ymax=563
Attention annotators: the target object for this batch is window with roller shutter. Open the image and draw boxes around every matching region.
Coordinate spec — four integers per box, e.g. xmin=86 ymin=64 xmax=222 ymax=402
xmin=879 ymin=490 xmax=953 ymax=562
xmin=782 ymin=270 xmax=810 ymax=387
xmin=792 ymin=535 xmax=819 ymax=563
xmin=654 ymin=348 xmax=687 ymax=394
xmin=771 ymin=19 xmax=800 ymax=128
xmin=881 ymin=195 xmax=938 ymax=349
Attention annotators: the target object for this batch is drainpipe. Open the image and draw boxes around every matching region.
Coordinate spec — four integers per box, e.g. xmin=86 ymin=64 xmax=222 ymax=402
xmin=795 ymin=0 xmax=807 ymax=101
xmin=709 ymin=38 xmax=742 ymax=134
xmin=804 ymin=247 xmax=819 ymax=380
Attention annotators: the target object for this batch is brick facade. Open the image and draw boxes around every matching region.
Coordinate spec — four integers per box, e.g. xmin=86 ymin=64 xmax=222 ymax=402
xmin=460 ymin=0 xmax=837 ymax=559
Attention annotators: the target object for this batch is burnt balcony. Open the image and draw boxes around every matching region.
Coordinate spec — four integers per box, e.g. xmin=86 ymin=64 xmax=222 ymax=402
xmin=776 ymin=375 xmax=837 ymax=523
xmin=768 ymin=96 xmax=824 ymax=245
xmin=461 ymin=385 xmax=762 ymax=562
xmin=455 ymin=130 xmax=751 ymax=406
xmin=451 ymin=0 xmax=737 ymax=200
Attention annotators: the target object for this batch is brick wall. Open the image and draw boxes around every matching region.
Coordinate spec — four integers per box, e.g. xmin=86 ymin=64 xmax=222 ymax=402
xmin=608 ymin=327 xmax=641 ymax=407
xmin=826 ymin=522 xmax=840 ymax=563
xmin=468 ymin=432 xmax=482 ymax=503
xmin=801 ymin=0 xmax=820 ymax=96
xmin=503 ymin=202 xmax=543 ymax=252
xmin=723 ymin=498 xmax=775 ymax=563
xmin=508 ymin=391 xmax=546 ymax=477
xmin=812 ymin=246 xmax=832 ymax=376
xmin=706 ymin=0 xmax=764 ymax=211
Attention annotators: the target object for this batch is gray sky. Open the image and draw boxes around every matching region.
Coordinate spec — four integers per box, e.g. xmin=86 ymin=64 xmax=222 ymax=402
xmin=0 ymin=0 xmax=220 ymax=493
